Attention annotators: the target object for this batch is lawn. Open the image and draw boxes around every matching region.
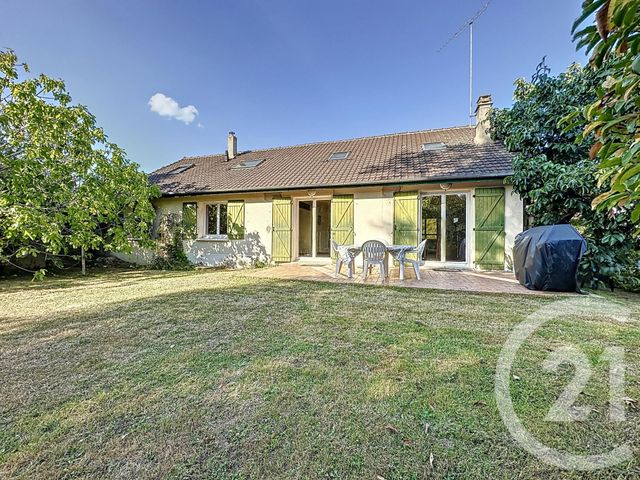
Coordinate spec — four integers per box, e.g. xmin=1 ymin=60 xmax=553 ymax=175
xmin=0 ymin=269 xmax=638 ymax=479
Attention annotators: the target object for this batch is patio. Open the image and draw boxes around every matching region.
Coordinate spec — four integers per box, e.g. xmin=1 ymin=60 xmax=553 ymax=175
xmin=249 ymin=262 xmax=555 ymax=295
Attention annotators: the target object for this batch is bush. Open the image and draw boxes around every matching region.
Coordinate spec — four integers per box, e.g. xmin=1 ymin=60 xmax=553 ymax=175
xmin=152 ymin=214 xmax=193 ymax=271
xmin=490 ymin=61 xmax=640 ymax=290
xmin=615 ymin=252 xmax=640 ymax=293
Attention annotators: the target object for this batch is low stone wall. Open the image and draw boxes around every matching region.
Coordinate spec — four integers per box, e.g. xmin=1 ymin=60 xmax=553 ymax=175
xmin=111 ymin=232 xmax=271 ymax=268
xmin=110 ymin=245 xmax=156 ymax=266
xmin=183 ymin=232 xmax=270 ymax=268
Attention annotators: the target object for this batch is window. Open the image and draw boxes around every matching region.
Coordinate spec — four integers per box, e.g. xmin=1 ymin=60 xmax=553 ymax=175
xmin=329 ymin=151 xmax=350 ymax=160
xmin=206 ymin=203 xmax=228 ymax=237
xmin=182 ymin=202 xmax=197 ymax=239
xmin=232 ymin=159 xmax=265 ymax=169
xmin=168 ymin=163 xmax=194 ymax=174
xmin=421 ymin=142 xmax=447 ymax=152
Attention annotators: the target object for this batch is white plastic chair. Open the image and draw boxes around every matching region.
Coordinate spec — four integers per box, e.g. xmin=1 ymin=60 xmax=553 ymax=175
xmin=402 ymin=239 xmax=428 ymax=280
xmin=361 ymin=240 xmax=387 ymax=279
xmin=331 ymin=239 xmax=356 ymax=278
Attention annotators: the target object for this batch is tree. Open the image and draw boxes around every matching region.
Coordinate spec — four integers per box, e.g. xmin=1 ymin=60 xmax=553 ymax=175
xmin=490 ymin=61 xmax=639 ymax=290
xmin=570 ymin=0 xmax=640 ymax=233
xmin=0 ymin=50 xmax=159 ymax=277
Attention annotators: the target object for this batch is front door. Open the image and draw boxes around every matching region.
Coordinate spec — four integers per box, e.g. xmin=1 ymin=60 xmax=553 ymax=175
xmin=421 ymin=193 xmax=468 ymax=264
xmin=297 ymin=199 xmax=331 ymax=258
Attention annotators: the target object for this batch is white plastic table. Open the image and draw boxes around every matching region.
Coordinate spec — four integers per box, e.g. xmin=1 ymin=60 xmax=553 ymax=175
xmin=339 ymin=244 xmax=416 ymax=280
xmin=385 ymin=244 xmax=417 ymax=281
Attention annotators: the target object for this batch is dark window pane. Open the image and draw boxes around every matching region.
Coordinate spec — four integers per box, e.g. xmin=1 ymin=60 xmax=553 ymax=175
xmin=182 ymin=202 xmax=197 ymax=239
xmin=207 ymin=205 xmax=218 ymax=235
xmin=422 ymin=196 xmax=441 ymax=261
xmin=169 ymin=164 xmax=194 ymax=174
xmin=298 ymin=201 xmax=312 ymax=256
xmin=445 ymin=194 xmax=466 ymax=262
xmin=218 ymin=203 xmax=228 ymax=235
xmin=316 ymin=200 xmax=331 ymax=257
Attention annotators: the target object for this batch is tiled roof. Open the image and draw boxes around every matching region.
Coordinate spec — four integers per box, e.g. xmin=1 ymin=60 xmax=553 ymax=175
xmin=149 ymin=126 xmax=513 ymax=196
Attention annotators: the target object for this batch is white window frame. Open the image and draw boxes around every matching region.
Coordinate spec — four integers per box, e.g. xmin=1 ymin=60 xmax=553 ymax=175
xmin=204 ymin=202 xmax=229 ymax=240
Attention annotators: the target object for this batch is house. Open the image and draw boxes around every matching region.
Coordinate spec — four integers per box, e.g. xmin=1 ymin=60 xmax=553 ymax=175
xmin=143 ymin=95 xmax=523 ymax=270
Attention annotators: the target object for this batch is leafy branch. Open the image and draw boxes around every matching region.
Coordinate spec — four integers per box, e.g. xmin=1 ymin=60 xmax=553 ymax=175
xmin=1 ymin=49 xmax=159 ymax=277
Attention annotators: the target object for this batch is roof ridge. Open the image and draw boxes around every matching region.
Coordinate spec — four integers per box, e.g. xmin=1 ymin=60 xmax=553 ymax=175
xmin=181 ymin=125 xmax=473 ymax=160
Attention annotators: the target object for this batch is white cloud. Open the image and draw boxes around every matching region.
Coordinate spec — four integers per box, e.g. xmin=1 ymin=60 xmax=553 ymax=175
xmin=148 ymin=93 xmax=198 ymax=125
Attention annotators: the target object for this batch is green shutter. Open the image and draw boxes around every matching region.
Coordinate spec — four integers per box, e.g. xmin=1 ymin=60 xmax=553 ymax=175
xmin=181 ymin=202 xmax=198 ymax=240
xmin=227 ymin=200 xmax=245 ymax=240
xmin=474 ymin=187 xmax=505 ymax=269
xmin=272 ymin=198 xmax=292 ymax=263
xmin=394 ymin=192 xmax=419 ymax=260
xmin=330 ymin=195 xmax=354 ymax=259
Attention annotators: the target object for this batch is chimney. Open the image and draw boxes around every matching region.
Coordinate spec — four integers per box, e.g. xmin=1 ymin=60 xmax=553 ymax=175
xmin=474 ymin=94 xmax=493 ymax=145
xmin=227 ymin=131 xmax=238 ymax=160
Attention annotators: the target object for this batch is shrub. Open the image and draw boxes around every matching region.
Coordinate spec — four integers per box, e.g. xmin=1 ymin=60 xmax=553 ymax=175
xmin=152 ymin=214 xmax=193 ymax=271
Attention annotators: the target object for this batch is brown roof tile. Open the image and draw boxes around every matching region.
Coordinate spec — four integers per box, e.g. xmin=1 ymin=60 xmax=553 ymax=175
xmin=149 ymin=126 xmax=513 ymax=196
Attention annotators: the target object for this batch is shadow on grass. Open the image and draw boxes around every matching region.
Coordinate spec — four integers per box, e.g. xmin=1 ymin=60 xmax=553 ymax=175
xmin=0 ymin=274 xmax=638 ymax=479
xmin=0 ymin=268 xmax=206 ymax=293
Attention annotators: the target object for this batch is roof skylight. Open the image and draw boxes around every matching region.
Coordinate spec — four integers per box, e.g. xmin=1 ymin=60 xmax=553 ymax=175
xmin=168 ymin=164 xmax=194 ymax=174
xmin=233 ymin=159 xmax=265 ymax=169
xmin=421 ymin=142 xmax=447 ymax=152
xmin=329 ymin=151 xmax=350 ymax=160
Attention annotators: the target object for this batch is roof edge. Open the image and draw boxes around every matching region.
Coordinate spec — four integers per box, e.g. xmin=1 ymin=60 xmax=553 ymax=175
xmin=157 ymin=174 xmax=510 ymax=198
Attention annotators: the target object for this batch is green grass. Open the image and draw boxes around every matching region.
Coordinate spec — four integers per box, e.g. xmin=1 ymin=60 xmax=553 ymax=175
xmin=0 ymin=268 xmax=638 ymax=479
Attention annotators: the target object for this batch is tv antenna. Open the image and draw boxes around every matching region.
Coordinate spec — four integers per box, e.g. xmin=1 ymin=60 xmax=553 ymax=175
xmin=437 ymin=0 xmax=493 ymax=126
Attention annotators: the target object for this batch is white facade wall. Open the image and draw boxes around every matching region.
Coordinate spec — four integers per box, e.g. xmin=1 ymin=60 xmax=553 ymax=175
xmin=353 ymin=190 xmax=394 ymax=245
xmin=504 ymin=185 xmax=525 ymax=270
xmin=118 ymin=182 xmax=524 ymax=270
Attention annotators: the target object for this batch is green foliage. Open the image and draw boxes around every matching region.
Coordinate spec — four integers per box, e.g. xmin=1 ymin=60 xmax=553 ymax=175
xmin=153 ymin=213 xmax=193 ymax=270
xmin=615 ymin=249 xmax=640 ymax=290
xmin=570 ymin=0 xmax=640 ymax=232
xmin=490 ymin=61 xmax=640 ymax=290
xmin=0 ymin=49 xmax=159 ymax=277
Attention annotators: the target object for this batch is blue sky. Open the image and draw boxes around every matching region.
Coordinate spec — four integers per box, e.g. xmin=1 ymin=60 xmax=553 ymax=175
xmin=2 ymin=0 xmax=587 ymax=172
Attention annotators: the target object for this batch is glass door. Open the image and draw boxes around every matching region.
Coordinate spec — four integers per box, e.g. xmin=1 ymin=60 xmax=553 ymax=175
xmin=315 ymin=200 xmax=331 ymax=257
xmin=445 ymin=194 xmax=466 ymax=262
xmin=298 ymin=201 xmax=313 ymax=257
xmin=421 ymin=193 xmax=468 ymax=264
xmin=297 ymin=198 xmax=331 ymax=258
xmin=422 ymin=195 xmax=442 ymax=261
